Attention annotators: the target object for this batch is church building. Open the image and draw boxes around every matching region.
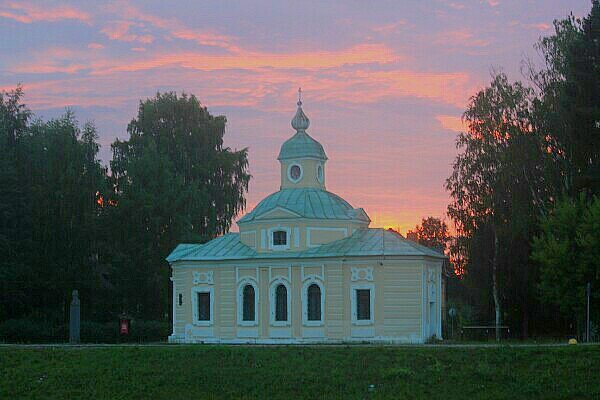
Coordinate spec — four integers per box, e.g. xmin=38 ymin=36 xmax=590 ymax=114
xmin=167 ymin=95 xmax=445 ymax=343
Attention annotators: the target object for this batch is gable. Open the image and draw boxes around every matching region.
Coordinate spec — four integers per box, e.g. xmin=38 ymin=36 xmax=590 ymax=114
xmin=254 ymin=206 xmax=301 ymax=220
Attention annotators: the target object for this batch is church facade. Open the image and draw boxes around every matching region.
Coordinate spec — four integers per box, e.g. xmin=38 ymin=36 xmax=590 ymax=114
xmin=167 ymin=97 xmax=445 ymax=344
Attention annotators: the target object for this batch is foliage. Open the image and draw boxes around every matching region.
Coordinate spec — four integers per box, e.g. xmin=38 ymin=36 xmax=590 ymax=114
xmin=407 ymin=217 xmax=449 ymax=252
xmin=0 ymin=317 xmax=170 ymax=343
xmin=532 ymin=195 xmax=600 ymax=323
xmin=0 ymin=86 xmax=32 ymax=321
xmin=530 ymin=0 xmax=600 ymax=195
xmin=0 ymin=93 xmax=110 ymax=322
xmin=446 ymin=2 xmax=600 ymax=337
xmin=106 ymin=92 xmax=250 ymax=319
xmin=1 ymin=346 xmax=599 ymax=399
xmin=446 ymin=73 xmax=548 ymax=336
xmin=0 ymin=88 xmax=249 ymax=326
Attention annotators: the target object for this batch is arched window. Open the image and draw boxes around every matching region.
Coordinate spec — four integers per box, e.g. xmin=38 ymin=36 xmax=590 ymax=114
xmin=307 ymin=284 xmax=321 ymax=321
xmin=242 ymin=284 xmax=255 ymax=321
xmin=275 ymin=284 xmax=288 ymax=321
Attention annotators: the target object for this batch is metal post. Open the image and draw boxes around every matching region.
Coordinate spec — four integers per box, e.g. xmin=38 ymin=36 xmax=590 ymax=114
xmin=586 ymin=282 xmax=591 ymax=343
xmin=69 ymin=290 xmax=80 ymax=344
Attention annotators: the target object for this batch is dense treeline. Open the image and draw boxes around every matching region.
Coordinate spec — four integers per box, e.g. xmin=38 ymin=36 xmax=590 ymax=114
xmin=445 ymin=2 xmax=599 ymax=339
xmin=0 ymin=90 xmax=250 ymax=332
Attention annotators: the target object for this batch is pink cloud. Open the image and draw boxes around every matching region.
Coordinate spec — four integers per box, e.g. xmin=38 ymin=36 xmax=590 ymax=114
xmin=88 ymin=43 xmax=105 ymax=50
xmin=170 ymin=29 xmax=241 ymax=52
xmin=101 ymin=20 xmax=154 ymax=44
xmin=435 ymin=29 xmax=490 ymax=48
xmin=372 ymin=20 xmax=408 ymax=34
xmin=436 ymin=115 xmax=464 ymax=132
xmin=486 ymin=0 xmax=500 ymax=7
xmin=325 ymin=69 xmax=473 ymax=107
xmin=526 ymin=23 xmax=551 ymax=31
xmin=0 ymin=2 xmax=91 ymax=24
xmin=103 ymin=1 xmax=238 ymax=51
xmin=448 ymin=2 xmax=465 ymax=10
xmin=90 ymin=43 xmax=400 ymax=75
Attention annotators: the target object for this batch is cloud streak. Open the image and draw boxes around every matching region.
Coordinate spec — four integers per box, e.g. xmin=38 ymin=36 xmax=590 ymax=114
xmin=0 ymin=1 xmax=91 ymax=24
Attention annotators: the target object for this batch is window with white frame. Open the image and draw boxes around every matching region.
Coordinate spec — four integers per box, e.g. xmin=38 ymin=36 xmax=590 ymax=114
xmin=275 ymin=284 xmax=287 ymax=321
xmin=270 ymin=279 xmax=291 ymax=326
xmin=356 ymin=290 xmax=370 ymax=320
xmin=350 ymin=284 xmax=374 ymax=325
xmin=243 ymin=285 xmax=255 ymax=321
xmin=237 ymin=279 xmax=259 ymax=326
xmin=273 ymin=230 xmax=287 ymax=246
xmin=191 ymin=286 xmax=214 ymax=326
xmin=302 ymin=278 xmax=325 ymax=326
xmin=268 ymin=227 xmax=290 ymax=250
xmin=308 ymin=284 xmax=321 ymax=320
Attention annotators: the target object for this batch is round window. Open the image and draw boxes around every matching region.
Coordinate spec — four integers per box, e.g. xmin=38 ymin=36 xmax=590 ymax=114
xmin=289 ymin=164 xmax=302 ymax=182
xmin=317 ymin=164 xmax=324 ymax=183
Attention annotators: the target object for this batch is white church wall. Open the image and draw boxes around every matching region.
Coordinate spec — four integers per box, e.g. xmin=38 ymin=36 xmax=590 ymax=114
xmin=170 ymin=257 xmax=437 ymax=344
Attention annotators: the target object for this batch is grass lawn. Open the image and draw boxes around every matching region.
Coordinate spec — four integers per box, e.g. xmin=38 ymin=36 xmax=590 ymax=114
xmin=1 ymin=344 xmax=599 ymax=399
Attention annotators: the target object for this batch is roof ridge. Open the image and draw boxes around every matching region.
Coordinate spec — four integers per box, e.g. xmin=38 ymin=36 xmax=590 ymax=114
xmin=387 ymin=229 xmax=444 ymax=257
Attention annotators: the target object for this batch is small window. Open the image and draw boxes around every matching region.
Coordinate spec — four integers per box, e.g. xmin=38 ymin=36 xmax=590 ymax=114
xmin=275 ymin=284 xmax=288 ymax=321
xmin=356 ymin=289 xmax=371 ymax=320
xmin=273 ymin=230 xmax=287 ymax=246
xmin=178 ymin=293 xmax=183 ymax=306
xmin=307 ymin=284 xmax=321 ymax=321
xmin=288 ymin=164 xmax=302 ymax=182
xmin=197 ymin=292 xmax=211 ymax=321
xmin=242 ymin=284 xmax=255 ymax=321
xmin=317 ymin=164 xmax=324 ymax=183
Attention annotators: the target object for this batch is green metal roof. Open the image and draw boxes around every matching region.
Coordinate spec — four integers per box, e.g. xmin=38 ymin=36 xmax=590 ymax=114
xmin=277 ymin=130 xmax=327 ymax=161
xmin=237 ymin=188 xmax=369 ymax=223
xmin=166 ymin=228 xmax=446 ymax=263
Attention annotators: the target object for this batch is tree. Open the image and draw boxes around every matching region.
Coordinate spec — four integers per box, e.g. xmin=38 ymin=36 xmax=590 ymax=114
xmin=0 ymin=86 xmax=110 ymax=322
xmin=529 ymin=1 xmax=600 ymax=195
xmin=107 ymin=92 xmax=250 ymax=319
xmin=532 ymin=195 xmax=600 ymax=332
xmin=407 ymin=217 xmax=449 ymax=252
xmin=446 ymin=73 xmax=548 ymax=339
xmin=0 ymin=86 xmax=32 ymax=320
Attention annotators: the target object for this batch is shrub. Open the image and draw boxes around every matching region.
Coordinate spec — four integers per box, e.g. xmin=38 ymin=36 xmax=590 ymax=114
xmin=0 ymin=317 xmax=170 ymax=343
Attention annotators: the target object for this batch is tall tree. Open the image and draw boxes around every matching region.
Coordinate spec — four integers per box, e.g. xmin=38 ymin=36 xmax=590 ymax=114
xmin=108 ymin=92 xmax=250 ymax=319
xmin=530 ymin=0 xmax=600 ymax=195
xmin=21 ymin=114 xmax=109 ymax=320
xmin=0 ymin=86 xmax=32 ymax=320
xmin=532 ymin=195 xmax=600 ymax=332
xmin=446 ymin=74 xmax=548 ymax=339
xmin=0 ymin=87 xmax=109 ymax=321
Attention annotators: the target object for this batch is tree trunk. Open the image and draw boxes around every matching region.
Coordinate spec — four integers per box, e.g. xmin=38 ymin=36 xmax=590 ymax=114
xmin=491 ymin=225 xmax=501 ymax=341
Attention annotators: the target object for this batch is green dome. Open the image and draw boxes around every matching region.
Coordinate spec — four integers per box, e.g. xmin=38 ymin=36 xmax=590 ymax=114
xmin=278 ymin=130 xmax=327 ymax=161
xmin=237 ymin=188 xmax=368 ymax=223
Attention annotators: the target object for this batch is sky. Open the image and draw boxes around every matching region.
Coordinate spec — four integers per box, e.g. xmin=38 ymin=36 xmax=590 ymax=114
xmin=0 ymin=0 xmax=591 ymax=234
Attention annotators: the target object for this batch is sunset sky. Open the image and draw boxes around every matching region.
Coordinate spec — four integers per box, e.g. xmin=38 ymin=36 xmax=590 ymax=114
xmin=0 ymin=0 xmax=590 ymax=233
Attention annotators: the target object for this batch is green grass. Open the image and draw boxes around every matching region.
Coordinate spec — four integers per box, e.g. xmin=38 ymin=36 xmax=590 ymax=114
xmin=1 ymin=345 xmax=599 ymax=399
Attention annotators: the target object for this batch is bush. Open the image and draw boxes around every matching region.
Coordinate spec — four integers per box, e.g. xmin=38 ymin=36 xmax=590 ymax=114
xmin=0 ymin=317 xmax=66 ymax=343
xmin=0 ymin=317 xmax=170 ymax=343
